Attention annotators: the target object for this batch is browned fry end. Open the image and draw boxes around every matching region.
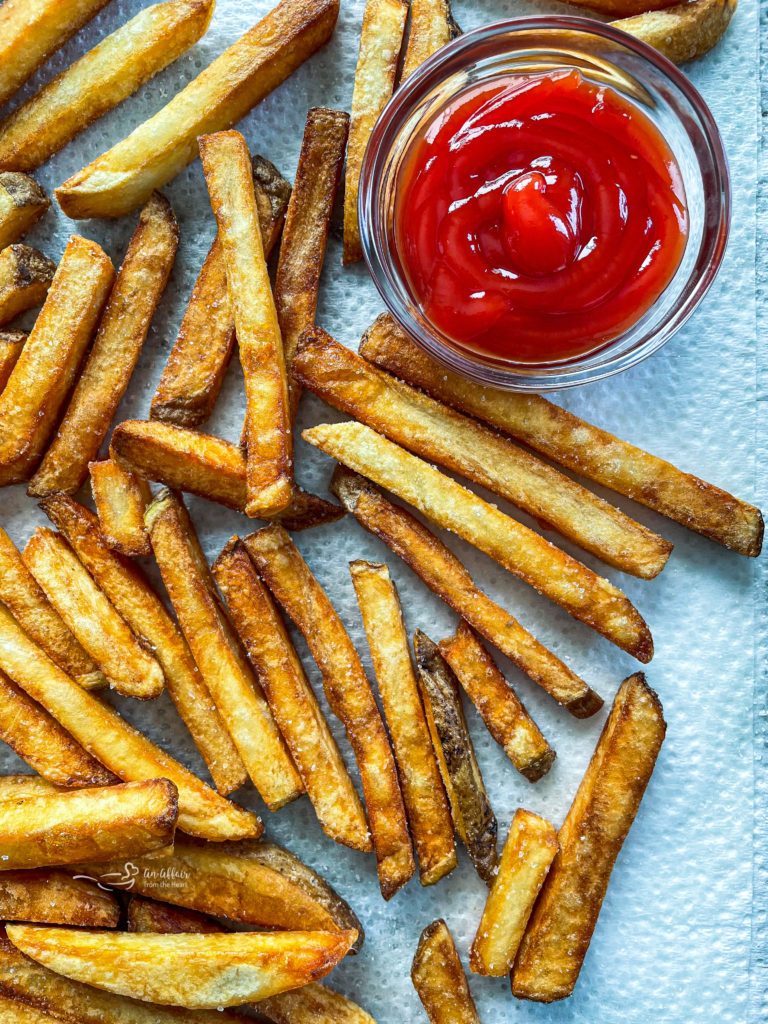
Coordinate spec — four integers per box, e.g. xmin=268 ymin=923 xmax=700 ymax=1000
xmin=411 ymin=919 xmax=481 ymax=1024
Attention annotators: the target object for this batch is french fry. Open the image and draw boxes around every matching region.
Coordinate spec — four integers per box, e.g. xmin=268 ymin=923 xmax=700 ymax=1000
xmin=0 ymin=992 xmax=61 ymax=1021
xmin=305 ymin=421 xmax=653 ymax=662
xmin=24 ymin=528 xmax=165 ymax=701
xmin=512 ymin=673 xmax=666 ymax=1001
xmin=0 ymin=775 xmax=62 ymax=801
xmin=151 ymin=155 xmax=291 ymax=428
xmin=40 ymin=494 xmax=247 ymax=797
xmin=89 ymin=459 xmax=153 ymax=558
xmin=611 ymin=0 xmax=736 ymax=63
xmin=0 ymin=779 xmax=177 ymax=870
xmin=275 ymin=108 xmax=349 ymax=415
xmin=0 ymin=603 xmax=261 ymax=841
xmin=439 ymin=623 xmax=554 ymax=782
xmin=469 ymin=809 xmax=557 ymax=976
xmin=0 ymin=870 xmax=120 ymax=927
xmin=343 ymin=0 xmax=408 ymax=264
xmin=401 ymin=0 xmax=460 ymax=79
xmin=127 ymin=895 xmax=223 ymax=934
xmin=0 ymin=0 xmax=112 ymax=111
xmin=0 ymin=236 xmax=114 ymax=483
xmin=243 ymin=525 xmax=414 ymax=900
xmin=145 ymin=490 xmax=302 ymax=810
xmin=0 ymin=173 xmax=49 ymax=249
xmin=564 ymin=0 xmax=677 ymax=13
xmin=213 ymin=538 xmax=370 ymax=850
xmin=411 ymin=919 xmax=481 ymax=1024
xmin=28 ymin=194 xmax=179 ymax=498
xmin=0 ymin=1 xmax=214 ymax=174
xmin=56 ymin=0 xmax=340 ymax=220
xmin=295 ymin=327 xmax=672 ymax=579
xmin=0 ymin=330 xmax=25 ymax=390
xmin=349 ymin=560 xmax=456 ymax=886
xmin=361 ymin=314 xmax=764 ymax=558
xmin=0 ymin=245 xmax=55 ymax=327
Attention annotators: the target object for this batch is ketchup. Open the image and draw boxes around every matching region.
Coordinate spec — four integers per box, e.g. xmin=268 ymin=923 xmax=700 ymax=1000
xmin=394 ymin=70 xmax=689 ymax=364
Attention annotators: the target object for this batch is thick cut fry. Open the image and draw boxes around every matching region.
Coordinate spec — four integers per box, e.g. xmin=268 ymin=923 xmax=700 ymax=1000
xmin=0 ymin=526 xmax=104 ymax=690
xmin=41 ymin=494 xmax=246 ymax=796
xmin=295 ymin=329 xmax=672 ymax=579
xmin=305 ymin=422 xmax=652 ymax=661
xmin=56 ymin=0 xmax=340 ymax=219
xmin=0 ymin=245 xmax=55 ymax=327
xmin=0 ymin=330 xmax=25 ymax=390
xmin=24 ymin=528 xmax=165 ymax=701
xmin=90 ymin=459 xmax=152 ymax=557
xmin=146 ymin=491 xmax=301 ymax=810
xmin=412 ymin=920 xmax=480 ymax=1024
xmin=439 ymin=623 xmax=554 ymax=782
xmin=611 ymin=0 xmax=736 ymax=63
xmin=349 ymin=560 xmax=456 ymax=886
xmin=470 ymin=809 xmax=557 ymax=976
xmin=0 ymin=236 xmax=114 ymax=483
xmin=0 ymin=604 xmax=261 ymax=841
xmin=0 ymin=870 xmax=119 ymax=927
xmin=29 ymin=194 xmax=179 ymax=498
xmin=151 ymin=156 xmax=290 ymax=428
xmin=0 ymin=174 xmax=49 ymax=249
xmin=244 ymin=526 xmax=414 ymax=900
xmin=512 ymin=673 xmax=666 ymax=1002
xmin=127 ymin=896 xmax=222 ymax=934
xmin=0 ymin=1 xmax=213 ymax=173
xmin=0 ymin=992 xmax=61 ymax=1021
xmin=214 ymin=539 xmax=369 ymax=850
xmin=343 ymin=0 xmax=407 ymax=264
xmin=0 ymin=776 xmax=62 ymax=801
xmin=361 ymin=314 xmax=763 ymax=558
xmin=565 ymin=0 xmax=676 ymax=12
xmin=401 ymin=0 xmax=460 ymax=79
xmin=414 ymin=632 xmax=497 ymax=884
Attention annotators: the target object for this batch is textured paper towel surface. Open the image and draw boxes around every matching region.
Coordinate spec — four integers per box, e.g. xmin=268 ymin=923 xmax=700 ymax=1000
xmin=0 ymin=0 xmax=762 ymax=1020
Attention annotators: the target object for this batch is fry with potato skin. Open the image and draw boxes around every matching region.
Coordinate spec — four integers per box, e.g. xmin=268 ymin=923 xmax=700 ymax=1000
xmin=0 ymin=173 xmax=50 ymax=249
xmin=0 ymin=245 xmax=55 ymax=328
xmin=29 ymin=194 xmax=178 ymax=498
xmin=412 ymin=919 xmax=481 ymax=1024
xmin=89 ymin=459 xmax=152 ymax=558
xmin=564 ymin=0 xmax=676 ymax=13
xmin=244 ymin=525 xmax=414 ymax=900
xmin=350 ymin=560 xmax=456 ymax=886
xmin=401 ymin=0 xmax=460 ymax=79
xmin=0 ymin=330 xmax=25 ymax=390
xmin=127 ymin=896 xmax=222 ymax=934
xmin=611 ymin=0 xmax=736 ymax=63
xmin=512 ymin=673 xmax=666 ymax=1002
xmin=0 ymin=992 xmax=61 ymax=1022
xmin=0 ymin=870 xmax=120 ymax=927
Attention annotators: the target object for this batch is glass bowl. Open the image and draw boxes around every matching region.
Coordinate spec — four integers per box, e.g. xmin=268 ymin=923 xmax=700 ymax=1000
xmin=358 ymin=16 xmax=730 ymax=391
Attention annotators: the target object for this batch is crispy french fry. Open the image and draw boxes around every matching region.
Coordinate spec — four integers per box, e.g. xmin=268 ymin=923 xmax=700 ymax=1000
xmin=127 ymin=896 xmax=222 ymax=934
xmin=611 ymin=0 xmax=736 ymax=63
xmin=89 ymin=459 xmax=152 ymax=557
xmin=40 ymin=494 xmax=247 ymax=797
xmin=213 ymin=538 xmax=370 ymax=850
xmin=0 ymin=775 xmax=62 ymax=801
xmin=469 ymin=809 xmax=557 ymax=976
xmin=0 ymin=992 xmax=61 ymax=1021
xmin=243 ymin=525 xmax=414 ymax=900
xmin=361 ymin=314 xmax=763 ymax=558
xmin=0 ymin=330 xmax=25 ymax=390
xmin=146 ymin=491 xmax=302 ymax=810
xmin=151 ymin=155 xmax=290 ymax=428
xmin=565 ymin=0 xmax=677 ymax=13
xmin=305 ymin=421 xmax=652 ymax=662
xmin=0 ymin=1 xmax=214 ymax=174
xmin=439 ymin=623 xmax=554 ymax=782
xmin=349 ymin=560 xmax=456 ymax=886
xmin=512 ymin=673 xmax=666 ymax=1001
xmin=24 ymin=528 xmax=165 ymax=701
xmin=56 ymin=0 xmax=340 ymax=219
xmin=29 ymin=194 xmax=178 ymax=498
xmin=0 ymin=870 xmax=119 ymax=927
xmin=0 ymin=236 xmax=114 ymax=483
xmin=343 ymin=0 xmax=408 ymax=264
xmin=401 ymin=0 xmax=460 ymax=79
xmin=0 ymin=604 xmax=261 ymax=841
xmin=0 ymin=173 xmax=49 ymax=249
xmin=0 ymin=245 xmax=55 ymax=327
xmin=412 ymin=919 xmax=481 ymax=1024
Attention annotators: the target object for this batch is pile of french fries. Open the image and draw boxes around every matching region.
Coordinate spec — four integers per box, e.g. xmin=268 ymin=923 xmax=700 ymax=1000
xmin=0 ymin=0 xmax=754 ymax=1018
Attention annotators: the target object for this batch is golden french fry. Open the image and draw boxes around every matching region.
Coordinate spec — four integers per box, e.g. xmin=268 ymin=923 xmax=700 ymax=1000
xmin=611 ymin=0 xmax=736 ymax=63
xmin=29 ymin=194 xmax=178 ymax=498
xmin=0 ymin=236 xmax=114 ymax=483
xmin=0 ymin=244 xmax=55 ymax=327
xmin=305 ymin=421 xmax=653 ymax=662
xmin=0 ymin=173 xmax=49 ymax=249
xmin=213 ymin=539 xmax=370 ymax=850
xmin=512 ymin=673 xmax=666 ymax=1001
xmin=412 ymin=920 xmax=481 ymax=1024
xmin=150 ymin=155 xmax=290 ymax=428
xmin=343 ymin=0 xmax=408 ymax=264
xmin=0 ymin=992 xmax=61 ymax=1021
xmin=349 ymin=560 xmax=456 ymax=886
xmin=0 ymin=329 xmax=25 ymax=390
xmin=401 ymin=0 xmax=460 ymax=79
xmin=0 ymin=604 xmax=261 ymax=842
xmin=24 ymin=528 xmax=165 ymax=701
xmin=89 ymin=459 xmax=152 ymax=558
xmin=0 ymin=775 xmax=63 ymax=801
xmin=439 ymin=623 xmax=554 ymax=782
xmin=470 ymin=809 xmax=557 ymax=976
xmin=244 ymin=525 xmax=414 ymax=901
xmin=295 ymin=328 xmax=672 ymax=579
xmin=565 ymin=0 xmax=677 ymax=12
xmin=127 ymin=895 xmax=222 ymax=934
xmin=361 ymin=314 xmax=763 ymax=558
xmin=0 ymin=870 xmax=119 ymax=927
xmin=146 ymin=490 xmax=302 ymax=810
xmin=40 ymin=494 xmax=247 ymax=797
xmin=55 ymin=0 xmax=340 ymax=220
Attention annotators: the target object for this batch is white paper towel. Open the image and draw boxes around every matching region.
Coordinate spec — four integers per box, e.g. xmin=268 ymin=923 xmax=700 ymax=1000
xmin=0 ymin=0 xmax=762 ymax=1020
